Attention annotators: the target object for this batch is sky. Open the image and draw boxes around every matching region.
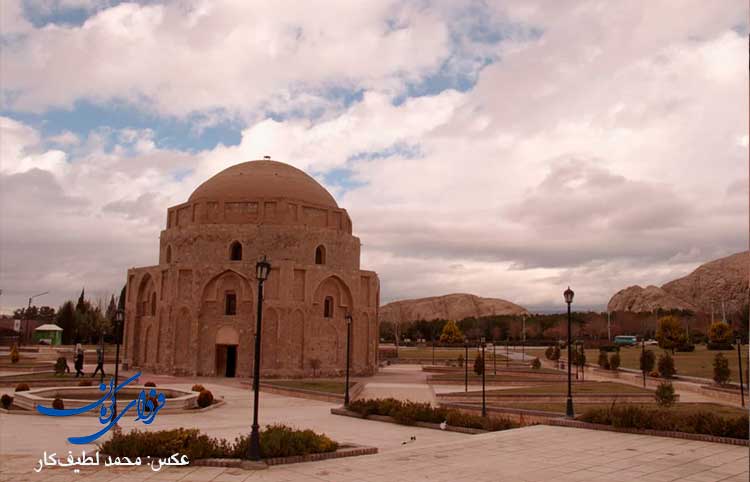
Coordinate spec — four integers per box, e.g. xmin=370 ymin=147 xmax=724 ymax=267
xmin=0 ymin=0 xmax=747 ymax=314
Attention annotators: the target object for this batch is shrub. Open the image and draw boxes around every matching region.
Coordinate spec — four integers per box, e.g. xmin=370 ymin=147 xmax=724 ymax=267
xmin=10 ymin=344 xmax=20 ymax=363
xmin=579 ymin=405 xmax=748 ymax=440
xmin=473 ymin=354 xmax=484 ymax=375
xmin=78 ymin=380 xmax=93 ymax=387
xmin=457 ymin=354 xmax=464 ymax=367
xmin=144 ymin=381 xmax=156 ymax=387
xmin=1 ymin=394 xmax=12 ymax=409
xmin=712 ymin=353 xmax=731 ymax=385
xmin=191 ymin=384 xmax=206 ymax=392
xmin=14 ymin=383 xmax=30 ymax=392
xmin=99 ymin=426 xmax=338 ymax=460
xmin=609 ymin=353 xmax=621 ymax=370
xmin=655 ymin=381 xmax=677 ymax=407
xmin=544 ymin=347 xmax=554 ymax=360
xmin=657 ymin=352 xmax=676 ymax=379
xmin=551 ymin=345 xmax=561 ymax=361
xmin=197 ymin=389 xmax=214 ymax=408
xmin=676 ymin=344 xmax=695 ymax=352
xmin=52 ymin=396 xmax=64 ymax=410
xmin=640 ymin=350 xmax=656 ymax=374
xmin=597 ymin=352 xmax=610 ymax=370
xmin=708 ymin=321 xmax=733 ymax=345
xmin=347 ymin=398 xmax=517 ymax=432
xmin=648 ymin=370 xmax=660 ymax=378
xmin=531 ymin=358 xmax=541 ymax=369
xmin=54 ymin=357 xmax=69 ymax=375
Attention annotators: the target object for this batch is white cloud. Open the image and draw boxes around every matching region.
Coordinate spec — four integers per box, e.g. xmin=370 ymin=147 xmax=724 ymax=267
xmin=0 ymin=1 xmax=746 ymax=313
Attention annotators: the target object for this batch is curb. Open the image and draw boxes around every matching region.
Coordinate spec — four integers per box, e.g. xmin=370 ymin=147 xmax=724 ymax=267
xmin=330 ymin=407 xmax=488 ymax=434
xmin=191 ymin=444 xmax=378 ymax=469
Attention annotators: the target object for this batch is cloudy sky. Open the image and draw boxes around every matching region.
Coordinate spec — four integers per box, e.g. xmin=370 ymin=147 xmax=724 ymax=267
xmin=0 ymin=0 xmax=747 ymax=314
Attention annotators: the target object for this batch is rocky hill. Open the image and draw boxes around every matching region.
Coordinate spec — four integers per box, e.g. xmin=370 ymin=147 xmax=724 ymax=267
xmin=607 ymin=251 xmax=749 ymax=315
xmin=380 ymin=293 xmax=529 ymax=324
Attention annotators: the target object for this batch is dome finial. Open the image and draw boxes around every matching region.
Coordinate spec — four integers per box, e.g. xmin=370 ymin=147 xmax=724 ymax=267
xmin=263 ymin=155 xmax=271 ymax=160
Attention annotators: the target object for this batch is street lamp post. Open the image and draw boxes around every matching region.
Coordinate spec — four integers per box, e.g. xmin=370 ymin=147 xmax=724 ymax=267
xmin=641 ymin=338 xmax=646 ymax=388
xmin=505 ymin=338 xmax=509 ymax=368
xmin=248 ymin=256 xmax=271 ymax=461
xmin=493 ymin=342 xmax=496 ymax=376
xmin=481 ymin=337 xmax=486 ymax=417
xmin=345 ymin=313 xmax=353 ymax=406
xmin=464 ymin=338 xmax=468 ymax=393
xmin=113 ymin=309 xmax=124 ymax=421
xmin=564 ymin=286 xmax=575 ymax=419
xmin=737 ymin=336 xmax=745 ymax=407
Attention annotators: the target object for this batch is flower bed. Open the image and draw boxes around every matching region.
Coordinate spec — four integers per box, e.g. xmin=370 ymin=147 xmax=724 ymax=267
xmin=577 ymin=405 xmax=748 ymax=440
xmin=99 ymin=425 xmax=339 ymax=460
xmin=346 ymin=398 xmax=518 ymax=431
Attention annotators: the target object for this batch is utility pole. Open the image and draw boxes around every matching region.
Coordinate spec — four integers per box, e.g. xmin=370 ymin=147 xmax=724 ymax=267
xmin=522 ymin=315 xmax=526 ymax=361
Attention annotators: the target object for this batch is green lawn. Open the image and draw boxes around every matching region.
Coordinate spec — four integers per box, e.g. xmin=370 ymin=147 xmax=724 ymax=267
xmin=430 ymin=369 xmax=562 ymax=382
xmin=265 ymin=379 xmax=352 ymax=394
xmin=565 ymin=344 xmax=749 ymax=383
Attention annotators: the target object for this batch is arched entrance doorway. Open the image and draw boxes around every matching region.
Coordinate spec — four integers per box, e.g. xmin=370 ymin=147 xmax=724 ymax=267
xmin=216 ymin=326 xmax=239 ymax=377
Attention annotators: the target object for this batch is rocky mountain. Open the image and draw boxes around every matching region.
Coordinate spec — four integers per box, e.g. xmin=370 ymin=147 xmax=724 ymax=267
xmin=380 ymin=293 xmax=529 ymax=324
xmin=607 ymin=251 xmax=749 ymax=315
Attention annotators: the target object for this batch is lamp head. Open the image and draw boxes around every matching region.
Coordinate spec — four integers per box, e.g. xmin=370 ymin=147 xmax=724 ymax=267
xmin=256 ymin=256 xmax=271 ymax=282
xmin=563 ymin=286 xmax=575 ymax=304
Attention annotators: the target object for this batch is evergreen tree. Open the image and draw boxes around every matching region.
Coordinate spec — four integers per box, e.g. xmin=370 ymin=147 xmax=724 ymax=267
xmin=439 ymin=320 xmax=464 ymax=344
xmin=56 ymin=301 xmax=76 ymax=345
xmin=76 ymin=288 xmax=86 ymax=313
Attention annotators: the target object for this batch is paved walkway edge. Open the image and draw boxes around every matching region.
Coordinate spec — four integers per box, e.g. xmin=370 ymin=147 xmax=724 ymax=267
xmin=546 ymin=418 xmax=750 ymax=446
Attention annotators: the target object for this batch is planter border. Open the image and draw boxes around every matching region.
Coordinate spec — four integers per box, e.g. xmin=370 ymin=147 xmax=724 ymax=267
xmin=191 ymin=444 xmax=377 ymax=469
xmin=546 ymin=418 xmax=749 ymax=446
xmin=253 ymin=381 xmax=363 ymax=404
xmin=330 ymin=407 xmax=488 ymax=434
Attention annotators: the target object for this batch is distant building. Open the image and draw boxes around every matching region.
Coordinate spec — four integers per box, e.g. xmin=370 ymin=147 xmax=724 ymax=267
xmin=124 ymin=160 xmax=380 ymax=377
xmin=0 ymin=318 xmax=45 ymax=345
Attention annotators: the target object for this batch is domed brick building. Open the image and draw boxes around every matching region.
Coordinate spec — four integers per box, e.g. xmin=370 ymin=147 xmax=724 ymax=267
xmin=123 ymin=159 xmax=380 ymax=377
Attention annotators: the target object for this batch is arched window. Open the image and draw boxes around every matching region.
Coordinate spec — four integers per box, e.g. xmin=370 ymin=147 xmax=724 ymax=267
xmin=323 ymin=296 xmax=334 ymax=318
xmin=315 ymin=245 xmax=326 ymax=265
xmin=150 ymin=292 xmax=156 ymax=316
xmin=166 ymin=245 xmax=172 ymax=263
xmin=225 ymin=291 xmax=237 ymax=316
xmin=230 ymin=241 xmax=242 ymax=261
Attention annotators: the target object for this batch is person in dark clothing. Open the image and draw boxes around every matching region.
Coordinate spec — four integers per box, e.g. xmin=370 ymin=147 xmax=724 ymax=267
xmin=92 ymin=345 xmax=105 ymax=379
xmin=74 ymin=347 xmax=85 ymax=377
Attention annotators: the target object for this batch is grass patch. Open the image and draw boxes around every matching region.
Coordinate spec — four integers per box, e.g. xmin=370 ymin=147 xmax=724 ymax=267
xmin=488 ymin=381 xmax=652 ymax=396
xmin=265 ymin=380 xmax=352 ymax=394
xmin=565 ymin=345 xmax=749 ymax=383
xmin=393 ymin=347 xmax=510 ymax=361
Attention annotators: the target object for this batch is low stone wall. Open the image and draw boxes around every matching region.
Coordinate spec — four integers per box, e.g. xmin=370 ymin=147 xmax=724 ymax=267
xmin=545 ymin=418 xmax=749 ymax=446
xmin=193 ymin=444 xmax=378 ymax=469
xmin=330 ymin=407 xmax=487 ymax=434
xmin=13 ymin=385 xmax=198 ymax=413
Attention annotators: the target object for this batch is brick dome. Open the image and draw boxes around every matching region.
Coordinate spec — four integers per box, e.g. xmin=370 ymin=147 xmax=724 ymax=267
xmin=188 ymin=160 xmax=338 ymax=208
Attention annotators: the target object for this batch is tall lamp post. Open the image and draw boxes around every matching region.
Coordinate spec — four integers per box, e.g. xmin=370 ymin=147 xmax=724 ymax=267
xmin=464 ymin=338 xmax=469 ymax=392
xmin=481 ymin=337 xmax=487 ymax=417
xmin=248 ymin=256 xmax=271 ymax=461
xmin=344 ymin=312 xmax=353 ymax=406
xmin=113 ymin=308 xmax=124 ymax=420
xmin=737 ymin=336 xmax=745 ymax=407
xmin=564 ymin=286 xmax=575 ymax=419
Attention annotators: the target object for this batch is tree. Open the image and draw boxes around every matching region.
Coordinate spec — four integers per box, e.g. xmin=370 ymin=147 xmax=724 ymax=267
xmin=640 ymin=349 xmax=656 ymax=374
xmin=708 ymin=322 xmax=733 ymax=345
xmin=656 ymin=316 xmax=687 ymax=353
xmin=76 ymin=288 xmax=87 ymax=314
xmin=654 ymin=381 xmax=677 ymax=407
xmin=609 ymin=353 xmax=621 ymax=370
xmin=597 ymin=351 xmax=610 ymax=369
xmin=10 ymin=344 xmax=19 ymax=364
xmin=657 ymin=352 xmax=676 ymax=379
xmin=56 ymin=301 xmax=76 ymax=345
xmin=473 ymin=353 xmax=484 ymax=375
xmin=712 ymin=353 xmax=730 ymax=385
xmin=439 ymin=320 xmax=464 ymax=344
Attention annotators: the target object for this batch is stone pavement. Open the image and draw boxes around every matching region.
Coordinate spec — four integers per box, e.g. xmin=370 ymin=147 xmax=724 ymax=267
xmin=2 ymin=425 xmax=747 ymax=481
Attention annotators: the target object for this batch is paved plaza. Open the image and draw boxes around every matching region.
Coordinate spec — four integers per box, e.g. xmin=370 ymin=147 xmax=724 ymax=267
xmin=1 ymin=366 xmax=748 ymax=481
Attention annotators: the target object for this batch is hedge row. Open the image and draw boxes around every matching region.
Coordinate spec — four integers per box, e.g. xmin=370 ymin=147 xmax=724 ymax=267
xmin=578 ymin=405 xmax=748 ymax=440
xmin=347 ymin=398 xmax=517 ymax=431
xmin=99 ymin=425 xmax=338 ymax=460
